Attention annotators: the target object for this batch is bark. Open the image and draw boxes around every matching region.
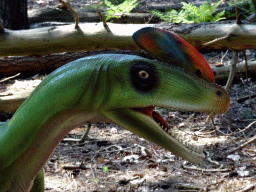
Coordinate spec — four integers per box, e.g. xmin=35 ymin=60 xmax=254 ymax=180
xmin=2 ymin=0 xmax=29 ymax=30
xmin=0 ymin=50 xmax=142 ymax=77
xmin=0 ymin=52 xmax=92 ymax=77
xmin=28 ymin=7 xmax=160 ymax=24
xmin=0 ymin=23 xmax=147 ymax=56
xmin=2 ymin=50 xmax=255 ymax=79
xmin=1 ymin=22 xmax=256 ymax=57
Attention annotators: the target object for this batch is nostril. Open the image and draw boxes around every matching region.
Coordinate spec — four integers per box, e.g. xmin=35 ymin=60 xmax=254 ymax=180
xmin=195 ymin=69 xmax=202 ymax=78
xmin=216 ymin=90 xmax=222 ymax=96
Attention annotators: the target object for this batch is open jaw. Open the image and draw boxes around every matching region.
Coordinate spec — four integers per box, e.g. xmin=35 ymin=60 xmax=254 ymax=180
xmin=132 ymin=106 xmax=205 ymax=164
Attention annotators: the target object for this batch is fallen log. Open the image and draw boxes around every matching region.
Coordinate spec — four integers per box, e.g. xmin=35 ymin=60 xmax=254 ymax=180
xmin=0 ymin=52 xmax=92 ymax=77
xmin=1 ymin=22 xmax=256 ymax=57
xmin=0 ymin=50 xmax=141 ymax=77
xmin=212 ymin=60 xmax=256 ymax=80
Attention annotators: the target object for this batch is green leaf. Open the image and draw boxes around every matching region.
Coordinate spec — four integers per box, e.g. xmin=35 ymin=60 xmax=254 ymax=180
xmin=151 ymin=0 xmax=225 ymax=23
xmin=104 ymin=0 xmax=139 ymax=21
xmin=92 ymin=178 xmax=99 ymax=183
xmin=102 ymin=166 xmax=109 ymax=173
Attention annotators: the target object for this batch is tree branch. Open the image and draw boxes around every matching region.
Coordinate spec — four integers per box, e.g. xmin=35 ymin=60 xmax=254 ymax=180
xmin=58 ymin=0 xmax=79 ymax=28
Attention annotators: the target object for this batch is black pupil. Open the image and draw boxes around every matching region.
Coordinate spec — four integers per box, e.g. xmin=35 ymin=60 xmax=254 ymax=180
xmin=130 ymin=62 xmax=157 ymax=93
xmin=216 ymin=90 xmax=222 ymax=96
xmin=140 ymin=71 xmax=148 ymax=78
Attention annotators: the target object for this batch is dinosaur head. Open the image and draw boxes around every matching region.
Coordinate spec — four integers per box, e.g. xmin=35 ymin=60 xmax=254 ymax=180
xmin=76 ymin=54 xmax=229 ymax=163
xmin=101 ymin=54 xmax=229 ymax=114
xmin=2 ymin=54 xmax=229 ymax=172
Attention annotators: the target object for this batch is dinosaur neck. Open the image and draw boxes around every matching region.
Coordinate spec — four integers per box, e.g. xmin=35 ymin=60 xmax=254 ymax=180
xmin=0 ymin=60 xmax=105 ymax=169
xmin=6 ymin=110 xmax=96 ymax=191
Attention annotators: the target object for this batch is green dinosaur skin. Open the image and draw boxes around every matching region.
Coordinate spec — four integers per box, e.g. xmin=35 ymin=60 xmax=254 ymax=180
xmin=0 ymin=54 xmax=229 ymax=191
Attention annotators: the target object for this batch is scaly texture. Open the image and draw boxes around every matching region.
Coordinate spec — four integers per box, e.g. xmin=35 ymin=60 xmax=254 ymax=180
xmin=0 ymin=54 xmax=229 ymax=191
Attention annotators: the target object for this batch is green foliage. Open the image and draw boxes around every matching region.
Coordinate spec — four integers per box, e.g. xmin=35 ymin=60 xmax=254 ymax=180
xmin=104 ymin=0 xmax=139 ymax=21
xmin=83 ymin=0 xmax=139 ymax=21
xmin=150 ymin=0 xmax=226 ymax=23
xmin=227 ymin=0 xmax=255 ymax=18
xmin=102 ymin=166 xmax=109 ymax=173
xmin=92 ymin=178 xmax=99 ymax=183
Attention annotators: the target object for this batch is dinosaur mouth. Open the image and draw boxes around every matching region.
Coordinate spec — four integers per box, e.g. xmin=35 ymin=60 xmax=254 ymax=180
xmin=133 ymin=106 xmax=170 ymax=133
xmin=132 ymin=106 xmax=205 ymax=163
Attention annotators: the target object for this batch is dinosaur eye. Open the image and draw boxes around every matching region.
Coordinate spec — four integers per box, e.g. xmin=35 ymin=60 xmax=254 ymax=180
xmin=139 ymin=70 xmax=149 ymax=79
xmin=130 ymin=62 xmax=157 ymax=93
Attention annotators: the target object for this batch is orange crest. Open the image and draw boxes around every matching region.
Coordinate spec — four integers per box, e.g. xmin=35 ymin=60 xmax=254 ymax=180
xmin=132 ymin=27 xmax=215 ymax=83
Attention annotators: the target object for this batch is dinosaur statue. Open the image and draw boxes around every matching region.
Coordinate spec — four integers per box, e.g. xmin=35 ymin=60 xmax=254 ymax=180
xmin=64 ymin=27 xmax=217 ymax=144
xmin=0 ymin=29 xmax=229 ymax=191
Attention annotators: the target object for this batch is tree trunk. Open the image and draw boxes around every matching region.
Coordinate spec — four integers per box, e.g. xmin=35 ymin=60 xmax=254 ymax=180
xmin=2 ymin=0 xmax=29 ymax=30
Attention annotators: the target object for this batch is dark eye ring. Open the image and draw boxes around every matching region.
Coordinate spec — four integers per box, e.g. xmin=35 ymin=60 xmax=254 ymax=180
xmin=139 ymin=70 xmax=149 ymax=79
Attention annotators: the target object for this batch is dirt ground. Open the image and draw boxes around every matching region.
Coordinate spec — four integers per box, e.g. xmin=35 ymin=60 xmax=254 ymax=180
xmin=1 ymin=0 xmax=256 ymax=191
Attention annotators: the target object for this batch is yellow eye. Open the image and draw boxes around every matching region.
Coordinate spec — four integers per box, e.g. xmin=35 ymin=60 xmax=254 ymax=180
xmin=138 ymin=70 xmax=149 ymax=79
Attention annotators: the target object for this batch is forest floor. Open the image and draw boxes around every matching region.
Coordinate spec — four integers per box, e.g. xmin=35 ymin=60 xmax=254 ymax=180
xmin=1 ymin=0 xmax=256 ymax=191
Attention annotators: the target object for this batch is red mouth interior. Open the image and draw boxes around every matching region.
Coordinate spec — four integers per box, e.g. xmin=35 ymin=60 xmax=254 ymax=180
xmin=135 ymin=106 xmax=169 ymax=130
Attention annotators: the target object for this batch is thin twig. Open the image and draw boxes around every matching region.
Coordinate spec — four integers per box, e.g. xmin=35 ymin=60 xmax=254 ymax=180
xmin=220 ymin=49 xmax=229 ymax=65
xmin=225 ymin=51 xmax=238 ymax=90
xmin=97 ymin=9 xmax=107 ymax=28
xmin=226 ymin=131 xmax=256 ymax=154
xmin=203 ymin=35 xmax=229 ymax=46
xmin=97 ymin=9 xmax=112 ymax=34
xmin=90 ymin=165 xmax=96 ymax=180
xmin=62 ymin=123 xmax=92 ymax=143
xmin=59 ymin=0 xmax=79 ymax=28
xmin=237 ymin=94 xmax=256 ymax=103
xmin=146 ymin=14 xmax=154 ymax=24
xmin=182 ymin=161 xmax=230 ymax=173
xmin=0 ymin=73 xmax=20 ymax=83
xmin=233 ymin=120 xmax=256 ymax=135
xmin=236 ymin=7 xmax=242 ymax=24
xmin=238 ymin=184 xmax=256 ymax=192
